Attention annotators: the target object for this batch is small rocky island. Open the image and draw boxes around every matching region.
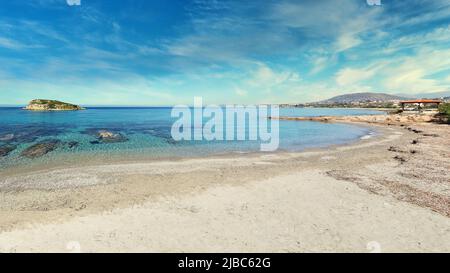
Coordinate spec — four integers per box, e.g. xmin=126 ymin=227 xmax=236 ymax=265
xmin=24 ymin=99 xmax=84 ymax=111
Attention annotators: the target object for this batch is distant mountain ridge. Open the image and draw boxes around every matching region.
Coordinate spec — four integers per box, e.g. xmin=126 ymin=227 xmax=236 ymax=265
xmin=318 ymin=92 xmax=409 ymax=104
xmin=395 ymin=91 xmax=450 ymax=99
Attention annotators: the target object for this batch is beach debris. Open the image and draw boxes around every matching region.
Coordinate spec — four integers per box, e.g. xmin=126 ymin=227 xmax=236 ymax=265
xmin=326 ymin=170 xmax=360 ymax=182
xmin=411 ymin=139 xmax=419 ymax=145
xmin=422 ymin=133 xmax=439 ymax=137
xmin=406 ymin=127 xmax=423 ymax=134
xmin=0 ymin=144 xmax=17 ymax=157
xmin=393 ymin=155 xmax=407 ymax=163
xmin=21 ymin=139 xmax=61 ymax=159
xmin=388 ymin=146 xmax=405 ymax=153
xmin=410 ymin=150 xmax=418 ymax=154
xmin=96 ymin=130 xmax=128 ymax=143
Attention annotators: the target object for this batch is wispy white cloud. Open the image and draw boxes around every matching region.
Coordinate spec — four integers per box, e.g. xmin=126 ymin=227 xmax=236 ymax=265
xmin=381 ymin=48 xmax=450 ymax=93
xmin=335 ymin=46 xmax=450 ymax=95
xmin=246 ymin=64 xmax=301 ymax=88
xmin=383 ymin=26 xmax=450 ymax=54
xmin=336 ymin=67 xmax=376 ymax=87
xmin=0 ymin=37 xmax=44 ymax=50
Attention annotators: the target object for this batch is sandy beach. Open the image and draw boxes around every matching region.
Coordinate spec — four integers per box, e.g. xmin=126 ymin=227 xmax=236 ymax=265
xmin=0 ymin=118 xmax=449 ymax=253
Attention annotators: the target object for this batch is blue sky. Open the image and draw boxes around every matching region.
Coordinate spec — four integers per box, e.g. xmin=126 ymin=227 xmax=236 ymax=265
xmin=0 ymin=0 xmax=449 ymax=105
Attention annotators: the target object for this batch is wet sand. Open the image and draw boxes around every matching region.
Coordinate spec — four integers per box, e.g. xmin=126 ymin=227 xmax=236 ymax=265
xmin=0 ymin=119 xmax=449 ymax=252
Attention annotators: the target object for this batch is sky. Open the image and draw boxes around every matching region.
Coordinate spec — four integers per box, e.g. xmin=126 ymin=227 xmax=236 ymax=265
xmin=0 ymin=0 xmax=449 ymax=106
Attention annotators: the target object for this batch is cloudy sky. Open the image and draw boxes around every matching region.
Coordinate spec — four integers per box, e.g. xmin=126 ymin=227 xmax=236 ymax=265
xmin=0 ymin=0 xmax=449 ymax=105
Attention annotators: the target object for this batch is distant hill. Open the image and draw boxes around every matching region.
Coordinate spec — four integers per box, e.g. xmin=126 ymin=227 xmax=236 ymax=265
xmin=395 ymin=91 xmax=450 ymax=99
xmin=318 ymin=92 xmax=408 ymax=104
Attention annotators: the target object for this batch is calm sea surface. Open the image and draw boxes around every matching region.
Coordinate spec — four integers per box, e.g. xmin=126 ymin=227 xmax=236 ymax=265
xmin=0 ymin=107 xmax=383 ymax=170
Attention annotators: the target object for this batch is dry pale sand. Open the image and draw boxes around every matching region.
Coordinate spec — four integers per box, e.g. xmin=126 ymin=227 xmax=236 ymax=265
xmin=0 ymin=120 xmax=449 ymax=253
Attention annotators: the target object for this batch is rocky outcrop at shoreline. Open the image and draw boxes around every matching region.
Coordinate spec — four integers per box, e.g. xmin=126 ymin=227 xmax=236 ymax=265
xmin=24 ymin=99 xmax=84 ymax=111
xmin=272 ymin=113 xmax=443 ymax=125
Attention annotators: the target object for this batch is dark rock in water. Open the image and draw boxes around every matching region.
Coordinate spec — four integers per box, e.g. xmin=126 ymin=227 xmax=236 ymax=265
xmin=21 ymin=139 xmax=61 ymax=159
xmin=90 ymin=140 xmax=101 ymax=145
xmin=142 ymin=127 xmax=172 ymax=138
xmin=0 ymin=144 xmax=16 ymax=157
xmin=67 ymin=141 xmax=79 ymax=148
xmin=166 ymin=138 xmax=178 ymax=145
xmin=96 ymin=130 xmax=128 ymax=143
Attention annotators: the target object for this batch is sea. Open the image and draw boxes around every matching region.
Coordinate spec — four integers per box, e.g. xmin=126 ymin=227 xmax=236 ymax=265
xmin=0 ymin=107 xmax=383 ymax=170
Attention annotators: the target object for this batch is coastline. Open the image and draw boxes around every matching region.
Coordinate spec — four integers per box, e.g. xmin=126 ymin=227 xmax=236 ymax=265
xmin=0 ymin=120 xmax=449 ymax=252
xmin=0 ymin=121 xmax=377 ymax=176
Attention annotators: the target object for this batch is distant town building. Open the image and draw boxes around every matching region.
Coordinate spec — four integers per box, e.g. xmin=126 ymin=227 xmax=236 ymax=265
xmin=400 ymin=99 xmax=442 ymax=111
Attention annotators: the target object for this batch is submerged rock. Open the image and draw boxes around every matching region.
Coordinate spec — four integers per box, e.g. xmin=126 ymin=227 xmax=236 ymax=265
xmin=82 ymin=128 xmax=128 ymax=144
xmin=0 ymin=133 xmax=14 ymax=142
xmin=0 ymin=144 xmax=16 ymax=157
xmin=166 ymin=138 xmax=178 ymax=145
xmin=96 ymin=130 xmax=128 ymax=143
xmin=0 ymin=125 xmax=67 ymax=144
xmin=10 ymin=132 xmax=39 ymax=143
xmin=21 ymin=139 xmax=61 ymax=159
xmin=67 ymin=141 xmax=79 ymax=148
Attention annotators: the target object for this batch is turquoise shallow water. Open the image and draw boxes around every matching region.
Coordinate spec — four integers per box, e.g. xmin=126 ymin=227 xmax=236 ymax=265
xmin=0 ymin=107 xmax=382 ymax=170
